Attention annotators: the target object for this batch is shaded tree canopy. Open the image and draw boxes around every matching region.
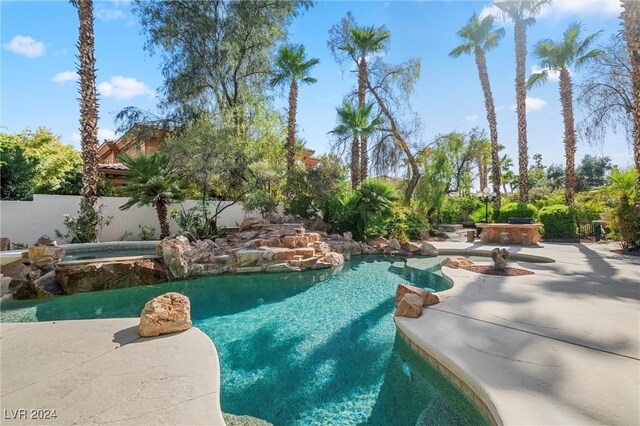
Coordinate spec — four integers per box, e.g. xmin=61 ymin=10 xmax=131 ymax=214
xmin=132 ymin=0 xmax=311 ymax=121
xmin=0 ymin=128 xmax=82 ymax=194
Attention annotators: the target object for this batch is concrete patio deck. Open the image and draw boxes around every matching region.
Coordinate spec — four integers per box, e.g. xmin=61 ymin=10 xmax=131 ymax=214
xmin=0 ymin=318 xmax=225 ymax=425
xmin=397 ymin=241 xmax=640 ymax=425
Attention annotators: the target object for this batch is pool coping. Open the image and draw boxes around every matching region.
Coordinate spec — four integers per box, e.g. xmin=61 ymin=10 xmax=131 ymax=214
xmin=0 ymin=318 xmax=226 ymax=425
xmin=396 ymin=241 xmax=640 ymax=426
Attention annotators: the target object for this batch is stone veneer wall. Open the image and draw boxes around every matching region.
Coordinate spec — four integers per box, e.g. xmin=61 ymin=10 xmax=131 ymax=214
xmin=396 ymin=327 xmax=500 ymax=426
xmin=0 ymin=195 xmax=274 ymax=245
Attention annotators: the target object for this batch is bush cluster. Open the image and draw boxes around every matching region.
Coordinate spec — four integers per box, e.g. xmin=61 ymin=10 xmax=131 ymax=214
xmin=538 ymin=205 xmax=577 ymax=239
xmin=496 ymin=202 xmax=538 ymax=223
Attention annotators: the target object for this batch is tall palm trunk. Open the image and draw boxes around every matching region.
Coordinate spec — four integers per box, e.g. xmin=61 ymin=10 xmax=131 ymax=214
xmin=78 ymin=0 xmax=99 ymax=215
xmin=479 ymin=151 xmax=488 ymax=191
xmin=358 ymin=56 xmax=368 ymax=182
xmin=621 ymin=0 xmax=640 ymax=178
xmin=474 ymin=46 xmax=501 ymax=212
xmin=351 ymin=135 xmax=360 ymax=188
xmin=559 ymin=68 xmax=577 ymax=207
xmin=514 ymin=21 xmax=529 ymax=201
xmin=287 ymin=79 xmax=298 ymax=172
xmin=156 ymin=199 xmax=170 ymax=239
xmin=367 ymin=82 xmax=420 ymax=205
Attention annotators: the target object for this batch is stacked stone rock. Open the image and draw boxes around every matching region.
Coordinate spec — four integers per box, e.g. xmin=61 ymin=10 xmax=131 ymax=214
xmin=11 ymin=235 xmax=66 ymax=299
xmin=394 ymin=283 xmax=440 ymax=318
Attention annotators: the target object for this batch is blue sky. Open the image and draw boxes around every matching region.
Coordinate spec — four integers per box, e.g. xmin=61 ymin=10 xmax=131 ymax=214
xmin=1 ymin=0 xmax=632 ymax=172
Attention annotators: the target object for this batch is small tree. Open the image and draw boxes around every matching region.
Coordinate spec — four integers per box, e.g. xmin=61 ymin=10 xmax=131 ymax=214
xmin=119 ymin=152 xmax=185 ymax=239
xmin=0 ymin=140 xmax=37 ymax=200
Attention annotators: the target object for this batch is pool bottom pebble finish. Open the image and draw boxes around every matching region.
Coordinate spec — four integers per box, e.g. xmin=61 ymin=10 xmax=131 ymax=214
xmin=0 ymin=256 xmax=489 ymax=426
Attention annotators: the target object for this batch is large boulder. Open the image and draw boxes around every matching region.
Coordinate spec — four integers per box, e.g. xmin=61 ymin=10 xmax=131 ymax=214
xmin=395 ymin=283 xmax=440 ymax=307
xmin=56 ymin=258 xmax=167 ymax=294
xmin=389 ymin=239 xmax=401 ymax=251
xmin=236 ymin=249 xmax=265 ymax=267
xmin=32 ymin=271 xmax=64 ymax=297
xmin=395 ymin=293 xmax=423 ymax=318
xmin=402 ymin=242 xmax=422 ymax=253
xmin=420 ymin=242 xmax=438 ymax=257
xmin=160 ymin=236 xmax=193 ymax=279
xmin=239 ymin=218 xmax=265 ymax=232
xmin=28 ymin=246 xmax=65 ymax=270
xmin=263 ymin=247 xmax=296 ymax=262
xmin=441 ymin=256 xmax=473 ymax=269
xmin=138 ymin=292 xmax=192 ymax=337
xmin=0 ymin=238 xmax=10 ymax=251
xmin=319 ymin=252 xmax=344 ymax=267
xmin=35 ymin=235 xmax=56 ymax=246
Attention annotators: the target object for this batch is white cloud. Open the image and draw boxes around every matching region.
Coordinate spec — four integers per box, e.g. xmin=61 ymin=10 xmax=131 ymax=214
xmin=96 ymin=8 xmax=125 ymax=21
xmin=3 ymin=35 xmax=45 ymax=58
xmin=479 ymin=4 xmax=511 ymax=24
xmin=97 ymin=76 xmax=154 ymax=100
xmin=72 ymin=129 xmax=117 ymax=145
xmin=98 ymin=129 xmax=117 ymax=141
xmin=495 ymin=105 xmax=505 ymax=112
xmin=465 ymin=114 xmax=479 ymax=123
xmin=510 ymin=97 xmax=547 ymax=112
xmin=531 ymin=65 xmax=571 ymax=82
xmin=539 ymin=0 xmax=622 ymax=18
xmin=52 ymin=71 xmax=78 ymax=83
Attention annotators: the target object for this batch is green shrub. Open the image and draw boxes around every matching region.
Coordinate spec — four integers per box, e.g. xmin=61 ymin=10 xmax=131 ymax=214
xmin=439 ymin=199 xmax=461 ymax=224
xmin=469 ymin=205 xmax=494 ymax=223
xmin=138 ymin=224 xmax=156 ymax=240
xmin=538 ymin=205 xmax=577 ymax=239
xmin=384 ymin=206 xmax=430 ymax=241
xmin=55 ymin=199 xmax=113 ymax=243
xmin=342 ymin=179 xmax=398 ymax=240
xmin=496 ymin=202 xmax=538 ymax=223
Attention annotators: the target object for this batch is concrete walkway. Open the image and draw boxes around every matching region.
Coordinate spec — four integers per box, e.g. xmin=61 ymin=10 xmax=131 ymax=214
xmin=0 ymin=318 xmax=225 ymax=425
xmin=397 ymin=242 xmax=640 ymax=425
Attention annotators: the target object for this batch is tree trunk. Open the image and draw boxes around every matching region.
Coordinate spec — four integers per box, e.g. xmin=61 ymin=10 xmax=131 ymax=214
xmin=367 ymin=82 xmax=420 ymax=205
xmin=287 ymin=79 xmax=298 ymax=172
xmin=359 ymin=56 xmax=368 ymax=181
xmin=478 ymin=150 xmax=487 ymax=191
xmin=474 ymin=46 xmax=501 ymax=213
xmin=559 ymin=68 xmax=577 ymax=207
xmin=156 ymin=200 xmax=170 ymax=239
xmin=78 ymin=0 xmax=98 ymax=210
xmin=621 ymin=0 xmax=640 ymax=179
xmin=351 ymin=135 xmax=360 ymax=189
xmin=514 ymin=21 xmax=529 ymax=201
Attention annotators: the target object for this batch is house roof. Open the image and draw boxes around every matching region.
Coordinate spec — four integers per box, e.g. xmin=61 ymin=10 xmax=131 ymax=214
xmin=98 ymin=162 xmax=129 ymax=171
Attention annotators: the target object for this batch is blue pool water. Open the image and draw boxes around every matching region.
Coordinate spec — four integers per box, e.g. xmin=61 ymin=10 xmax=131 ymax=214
xmin=0 ymin=256 xmax=488 ymax=425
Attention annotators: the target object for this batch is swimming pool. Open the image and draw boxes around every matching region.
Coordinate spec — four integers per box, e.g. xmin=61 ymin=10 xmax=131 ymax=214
xmin=0 ymin=256 xmax=488 ymax=425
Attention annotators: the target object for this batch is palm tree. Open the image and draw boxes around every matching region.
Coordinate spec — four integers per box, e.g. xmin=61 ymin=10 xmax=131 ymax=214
xmin=119 ymin=152 xmax=185 ymax=239
xmin=621 ymin=0 xmax=640 ymax=178
xmin=494 ymin=0 xmax=550 ymax=202
xmin=500 ymin=154 xmax=516 ymax=193
xmin=75 ymin=0 xmax=99 ymax=228
xmin=270 ymin=44 xmax=319 ymax=174
xmin=450 ymin=13 xmax=504 ymax=212
xmin=528 ymin=23 xmax=603 ymax=206
xmin=330 ymin=100 xmax=383 ymax=188
xmin=340 ymin=25 xmax=390 ymax=181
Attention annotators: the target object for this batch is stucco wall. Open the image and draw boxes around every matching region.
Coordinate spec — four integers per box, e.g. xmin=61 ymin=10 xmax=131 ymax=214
xmin=0 ymin=195 xmax=264 ymax=245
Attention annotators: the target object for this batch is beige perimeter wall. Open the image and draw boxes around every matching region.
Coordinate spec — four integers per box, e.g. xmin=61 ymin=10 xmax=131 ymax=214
xmin=0 ymin=195 xmax=267 ymax=245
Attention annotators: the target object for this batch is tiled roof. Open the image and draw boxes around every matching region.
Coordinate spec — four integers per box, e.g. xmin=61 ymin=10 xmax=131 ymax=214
xmin=98 ymin=162 xmax=129 ymax=171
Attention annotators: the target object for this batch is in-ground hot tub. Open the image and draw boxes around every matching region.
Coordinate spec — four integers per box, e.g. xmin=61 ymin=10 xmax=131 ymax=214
xmin=60 ymin=241 xmax=160 ymax=261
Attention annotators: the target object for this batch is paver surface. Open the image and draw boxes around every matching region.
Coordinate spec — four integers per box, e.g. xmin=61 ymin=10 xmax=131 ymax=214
xmin=397 ymin=242 xmax=640 ymax=425
xmin=0 ymin=318 xmax=225 ymax=425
